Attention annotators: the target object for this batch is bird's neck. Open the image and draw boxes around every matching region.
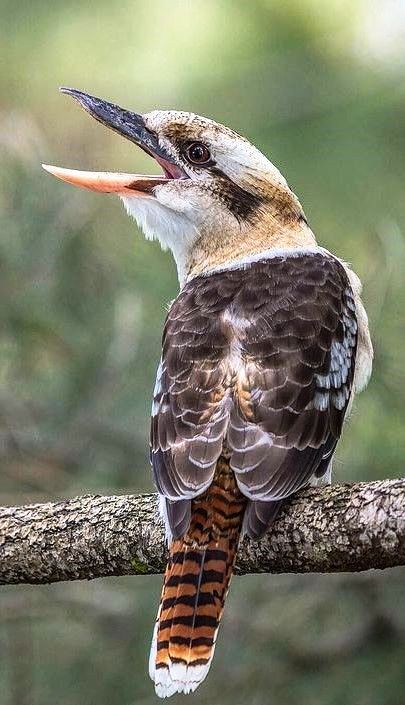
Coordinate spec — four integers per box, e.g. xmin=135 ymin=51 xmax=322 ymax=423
xmin=185 ymin=216 xmax=317 ymax=282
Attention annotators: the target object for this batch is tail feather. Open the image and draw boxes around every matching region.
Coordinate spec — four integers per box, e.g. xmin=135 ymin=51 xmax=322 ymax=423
xmin=150 ymin=456 xmax=246 ymax=697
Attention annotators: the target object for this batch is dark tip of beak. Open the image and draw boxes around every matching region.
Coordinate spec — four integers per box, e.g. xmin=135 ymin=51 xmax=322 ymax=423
xmin=59 ymin=87 xmax=121 ymax=121
xmin=59 ymin=86 xmax=161 ymax=158
xmin=60 ymin=86 xmax=87 ymax=99
xmin=59 ymin=87 xmax=98 ymax=116
xmin=60 ymin=87 xmax=101 ymax=117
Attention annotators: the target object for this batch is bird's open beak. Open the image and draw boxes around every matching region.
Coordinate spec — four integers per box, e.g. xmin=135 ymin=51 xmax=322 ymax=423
xmin=42 ymin=88 xmax=185 ymax=196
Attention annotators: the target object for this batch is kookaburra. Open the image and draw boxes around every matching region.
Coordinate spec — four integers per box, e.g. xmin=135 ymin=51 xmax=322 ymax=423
xmin=43 ymin=88 xmax=373 ymax=698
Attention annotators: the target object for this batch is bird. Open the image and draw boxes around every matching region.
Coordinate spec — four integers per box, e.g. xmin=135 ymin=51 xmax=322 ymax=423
xmin=43 ymin=88 xmax=373 ymax=698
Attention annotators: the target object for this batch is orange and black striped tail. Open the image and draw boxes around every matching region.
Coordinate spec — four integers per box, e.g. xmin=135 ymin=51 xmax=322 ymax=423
xmin=149 ymin=456 xmax=247 ymax=698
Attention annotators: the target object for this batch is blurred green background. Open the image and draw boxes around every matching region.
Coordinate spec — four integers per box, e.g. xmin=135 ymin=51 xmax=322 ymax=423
xmin=1 ymin=1 xmax=405 ymax=704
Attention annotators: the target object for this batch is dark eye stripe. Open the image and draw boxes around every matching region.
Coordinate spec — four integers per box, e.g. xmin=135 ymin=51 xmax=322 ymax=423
xmin=210 ymin=166 xmax=263 ymax=221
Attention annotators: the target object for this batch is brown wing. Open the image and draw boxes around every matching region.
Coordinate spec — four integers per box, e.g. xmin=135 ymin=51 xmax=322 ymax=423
xmin=150 ymin=252 xmax=357 ymax=539
xmin=150 ymin=279 xmax=235 ymax=537
xmin=227 ymin=254 xmax=357 ymax=536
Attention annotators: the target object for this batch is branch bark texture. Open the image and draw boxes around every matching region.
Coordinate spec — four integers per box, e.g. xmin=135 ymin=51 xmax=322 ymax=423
xmin=0 ymin=479 xmax=404 ymax=585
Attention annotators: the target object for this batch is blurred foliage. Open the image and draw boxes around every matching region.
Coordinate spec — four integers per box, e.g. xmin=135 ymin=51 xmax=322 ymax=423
xmin=1 ymin=1 xmax=405 ymax=704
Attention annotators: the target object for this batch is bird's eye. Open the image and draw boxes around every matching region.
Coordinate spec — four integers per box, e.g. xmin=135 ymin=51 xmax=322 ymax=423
xmin=185 ymin=142 xmax=211 ymax=165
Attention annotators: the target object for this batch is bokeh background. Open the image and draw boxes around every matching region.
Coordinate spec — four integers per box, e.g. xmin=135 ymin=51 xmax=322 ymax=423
xmin=1 ymin=1 xmax=405 ymax=704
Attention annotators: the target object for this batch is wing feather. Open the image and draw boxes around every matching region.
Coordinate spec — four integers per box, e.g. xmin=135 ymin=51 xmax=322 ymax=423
xmin=227 ymin=255 xmax=357 ymax=529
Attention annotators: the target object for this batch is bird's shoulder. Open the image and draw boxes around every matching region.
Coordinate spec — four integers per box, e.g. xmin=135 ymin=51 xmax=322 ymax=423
xmin=164 ymin=248 xmax=354 ymax=342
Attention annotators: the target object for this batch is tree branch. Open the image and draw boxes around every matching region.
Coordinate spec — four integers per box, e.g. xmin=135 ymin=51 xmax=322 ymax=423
xmin=0 ymin=479 xmax=404 ymax=585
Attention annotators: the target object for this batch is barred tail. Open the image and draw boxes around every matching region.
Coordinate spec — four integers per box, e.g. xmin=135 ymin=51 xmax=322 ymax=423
xmin=149 ymin=456 xmax=247 ymax=698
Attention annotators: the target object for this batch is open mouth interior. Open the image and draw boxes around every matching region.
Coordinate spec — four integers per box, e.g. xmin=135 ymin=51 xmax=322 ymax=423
xmin=153 ymin=154 xmax=186 ymax=180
